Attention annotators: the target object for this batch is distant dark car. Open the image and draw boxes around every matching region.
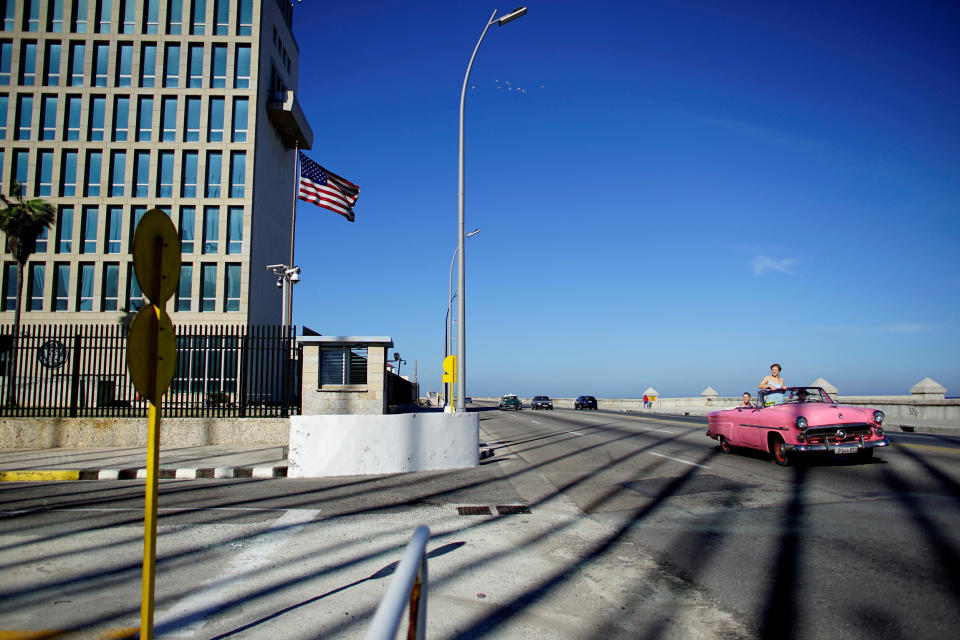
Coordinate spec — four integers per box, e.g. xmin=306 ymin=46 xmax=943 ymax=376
xmin=531 ymin=395 xmax=553 ymax=410
xmin=465 ymin=397 xmax=472 ymax=403
xmin=575 ymin=395 xmax=598 ymax=410
xmin=499 ymin=394 xmax=522 ymax=410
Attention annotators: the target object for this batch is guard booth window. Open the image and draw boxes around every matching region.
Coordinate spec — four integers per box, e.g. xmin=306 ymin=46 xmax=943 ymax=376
xmin=320 ymin=346 xmax=367 ymax=386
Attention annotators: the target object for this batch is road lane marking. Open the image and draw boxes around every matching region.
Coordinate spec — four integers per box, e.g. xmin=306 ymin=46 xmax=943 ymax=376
xmin=647 ymin=451 xmax=710 ymax=469
xmin=583 ymin=418 xmax=602 ymax=422
xmin=568 ymin=431 xmax=585 ymax=436
xmin=530 ymin=420 xmax=541 ymax=424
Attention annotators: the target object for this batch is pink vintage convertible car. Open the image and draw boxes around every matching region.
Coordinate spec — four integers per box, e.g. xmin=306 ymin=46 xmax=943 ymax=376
xmin=706 ymin=387 xmax=890 ymax=465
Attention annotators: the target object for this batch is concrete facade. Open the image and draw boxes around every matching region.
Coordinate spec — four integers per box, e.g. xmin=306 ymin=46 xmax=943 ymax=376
xmin=0 ymin=0 xmax=310 ymax=327
xmin=299 ymin=335 xmax=393 ymax=415
xmin=288 ymin=412 xmax=479 ymax=478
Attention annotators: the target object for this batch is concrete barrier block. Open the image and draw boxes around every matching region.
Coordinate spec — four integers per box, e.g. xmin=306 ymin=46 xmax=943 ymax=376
xmin=288 ymin=412 xmax=480 ymax=478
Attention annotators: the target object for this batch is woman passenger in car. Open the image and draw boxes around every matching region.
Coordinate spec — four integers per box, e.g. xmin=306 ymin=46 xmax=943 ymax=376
xmin=759 ymin=363 xmax=786 ymax=390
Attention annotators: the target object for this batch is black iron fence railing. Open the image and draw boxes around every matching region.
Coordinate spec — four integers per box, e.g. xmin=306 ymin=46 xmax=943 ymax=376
xmin=0 ymin=324 xmax=301 ymax=418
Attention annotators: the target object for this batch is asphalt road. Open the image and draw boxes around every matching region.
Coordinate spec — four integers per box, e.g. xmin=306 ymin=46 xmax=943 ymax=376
xmin=478 ymin=403 xmax=960 ymax=640
xmin=0 ymin=406 xmax=957 ymax=639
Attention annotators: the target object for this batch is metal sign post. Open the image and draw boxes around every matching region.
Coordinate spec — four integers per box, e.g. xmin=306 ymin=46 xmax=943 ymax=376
xmin=127 ymin=209 xmax=181 ymax=640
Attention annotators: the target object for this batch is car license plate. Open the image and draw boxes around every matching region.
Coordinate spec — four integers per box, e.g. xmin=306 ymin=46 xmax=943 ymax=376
xmin=832 ymin=445 xmax=858 ymax=455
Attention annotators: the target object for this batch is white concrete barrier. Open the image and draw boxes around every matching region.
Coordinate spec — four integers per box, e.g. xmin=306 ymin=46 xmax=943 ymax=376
xmin=288 ymin=412 xmax=479 ymax=478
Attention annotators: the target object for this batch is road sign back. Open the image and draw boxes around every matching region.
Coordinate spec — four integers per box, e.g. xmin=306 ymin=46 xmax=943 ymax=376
xmin=133 ymin=209 xmax=181 ymax=304
xmin=127 ymin=305 xmax=176 ymax=405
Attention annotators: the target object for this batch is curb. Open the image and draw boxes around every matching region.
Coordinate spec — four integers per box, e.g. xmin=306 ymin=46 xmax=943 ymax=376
xmin=895 ymin=424 xmax=960 ymax=436
xmin=0 ymin=465 xmax=289 ymax=482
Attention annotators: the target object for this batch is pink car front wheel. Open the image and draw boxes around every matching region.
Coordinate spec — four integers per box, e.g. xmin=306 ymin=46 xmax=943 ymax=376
xmin=770 ymin=435 xmax=791 ymax=466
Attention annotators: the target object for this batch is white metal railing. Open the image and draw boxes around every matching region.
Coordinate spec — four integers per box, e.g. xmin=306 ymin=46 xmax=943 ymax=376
xmin=365 ymin=525 xmax=430 ymax=640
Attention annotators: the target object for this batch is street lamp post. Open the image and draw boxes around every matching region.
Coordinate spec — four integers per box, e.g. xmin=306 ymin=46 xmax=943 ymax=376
xmin=445 ymin=229 xmax=478 ymax=410
xmin=457 ymin=6 xmax=526 ymax=413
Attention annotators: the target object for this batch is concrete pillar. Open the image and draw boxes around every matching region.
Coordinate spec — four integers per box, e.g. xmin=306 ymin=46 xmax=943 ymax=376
xmin=810 ymin=377 xmax=838 ymax=399
xmin=701 ymin=386 xmax=718 ymax=405
xmin=368 ymin=345 xmax=387 ymax=413
xmin=911 ymin=377 xmax=946 ymax=400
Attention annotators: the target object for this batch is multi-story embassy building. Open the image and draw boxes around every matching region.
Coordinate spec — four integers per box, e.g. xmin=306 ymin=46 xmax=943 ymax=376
xmin=0 ymin=0 xmax=312 ymax=327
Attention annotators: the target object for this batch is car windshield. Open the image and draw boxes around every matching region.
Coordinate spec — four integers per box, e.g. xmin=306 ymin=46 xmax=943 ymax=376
xmin=534 ymin=396 xmax=548 ymax=400
xmin=585 ymin=396 xmax=595 ymax=401
xmin=761 ymin=387 xmax=831 ymax=406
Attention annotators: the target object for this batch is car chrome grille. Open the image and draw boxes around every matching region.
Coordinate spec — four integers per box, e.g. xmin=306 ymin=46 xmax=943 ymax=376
xmin=803 ymin=423 xmax=873 ymax=442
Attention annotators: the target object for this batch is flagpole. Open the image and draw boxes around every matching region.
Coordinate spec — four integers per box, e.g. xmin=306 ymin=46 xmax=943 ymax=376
xmin=287 ymin=142 xmax=299 ymax=329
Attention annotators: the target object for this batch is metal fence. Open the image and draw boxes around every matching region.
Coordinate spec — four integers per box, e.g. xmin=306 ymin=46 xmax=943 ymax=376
xmin=0 ymin=324 xmax=301 ymax=418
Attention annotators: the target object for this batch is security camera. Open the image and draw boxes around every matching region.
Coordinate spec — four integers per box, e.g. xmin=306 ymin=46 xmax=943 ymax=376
xmin=289 ymin=270 xmax=300 ymax=283
xmin=275 ymin=278 xmax=283 ymax=289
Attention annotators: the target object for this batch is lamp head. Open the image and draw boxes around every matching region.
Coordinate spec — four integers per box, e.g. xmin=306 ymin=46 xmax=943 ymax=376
xmin=497 ymin=6 xmax=527 ymax=25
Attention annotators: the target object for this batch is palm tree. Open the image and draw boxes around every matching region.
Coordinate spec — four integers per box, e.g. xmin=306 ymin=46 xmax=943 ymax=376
xmin=0 ymin=181 xmax=56 ymax=406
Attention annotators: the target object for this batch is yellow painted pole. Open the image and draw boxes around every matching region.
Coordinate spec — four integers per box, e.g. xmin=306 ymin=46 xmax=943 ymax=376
xmin=141 ymin=238 xmax=164 ymax=640
xmin=140 ymin=400 xmax=161 ymax=640
xmin=129 ymin=213 xmax=180 ymax=639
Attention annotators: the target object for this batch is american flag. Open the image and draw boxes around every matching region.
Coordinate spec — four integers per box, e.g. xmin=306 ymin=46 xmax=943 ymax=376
xmin=297 ymin=151 xmax=360 ymax=222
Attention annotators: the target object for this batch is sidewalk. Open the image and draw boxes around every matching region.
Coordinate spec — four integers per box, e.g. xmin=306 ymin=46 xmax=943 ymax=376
xmin=0 ymin=445 xmax=289 ymax=481
xmin=890 ymin=418 xmax=960 ymax=436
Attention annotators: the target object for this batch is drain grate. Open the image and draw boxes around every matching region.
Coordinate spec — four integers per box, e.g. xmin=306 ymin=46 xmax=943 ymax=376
xmin=495 ymin=505 xmax=531 ymax=515
xmin=457 ymin=506 xmax=492 ymax=516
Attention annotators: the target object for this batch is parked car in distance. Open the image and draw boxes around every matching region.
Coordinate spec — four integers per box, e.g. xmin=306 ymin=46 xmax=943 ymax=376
xmin=499 ymin=394 xmax=522 ymax=410
xmin=575 ymin=395 xmax=598 ymax=410
xmin=465 ymin=397 xmax=472 ymax=403
xmin=531 ymin=395 xmax=553 ymax=410
xmin=706 ymin=386 xmax=890 ymax=466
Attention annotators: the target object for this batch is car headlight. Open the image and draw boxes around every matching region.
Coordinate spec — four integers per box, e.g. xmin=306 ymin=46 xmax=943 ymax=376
xmin=873 ymin=410 xmax=884 ymax=424
xmin=796 ymin=416 xmax=807 ymax=429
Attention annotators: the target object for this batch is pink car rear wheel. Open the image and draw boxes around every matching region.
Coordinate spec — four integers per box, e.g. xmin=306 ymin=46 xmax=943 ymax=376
xmin=718 ymin=436 xmax=731 ymax=454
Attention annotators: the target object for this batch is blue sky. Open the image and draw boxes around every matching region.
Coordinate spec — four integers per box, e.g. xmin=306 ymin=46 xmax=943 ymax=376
xmin=287 ymin=0 xmax=960 ymax=398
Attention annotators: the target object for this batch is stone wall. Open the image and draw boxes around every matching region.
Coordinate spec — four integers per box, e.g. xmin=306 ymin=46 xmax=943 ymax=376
xmin=300 ymin=342 xmax=388 ymax=415
xmin=0 ymin=417 xmax=290 ymax=449
xmin=472 ymin=394 xmax=960 ymax=422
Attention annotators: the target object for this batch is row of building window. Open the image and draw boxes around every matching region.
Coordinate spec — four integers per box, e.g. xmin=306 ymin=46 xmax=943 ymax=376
xmin=3 ymin=0 xmax=254 ymax=38
xmin=2 ymin=260 xmax=243 ymax=313
xmin=0 ymin=40 xmax=252 ymax=90
xmin=4 ymin=148 xmax=247 ymax=200
xmin=32 ymin=203 xmax=245 ymax=257
xmin=1 ymin=93 xmax=249 ymax=144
